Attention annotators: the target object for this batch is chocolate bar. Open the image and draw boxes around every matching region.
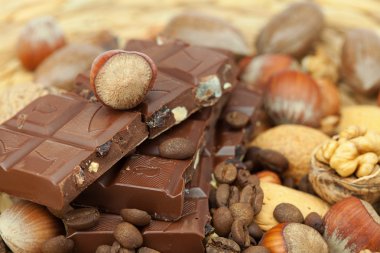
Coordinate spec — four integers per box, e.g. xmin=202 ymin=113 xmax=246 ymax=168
xmin=67 ymin=156 xmax=212 ymax=253
xmin=125 ymin=40 xmax=238 ymax=137
xmin=74 ymin=118 xmax=207 ymax=220
xmin=215 ymin=85 xmax=262 ymax=163
xmin=0 ymin=94 xmax=148 ymax=209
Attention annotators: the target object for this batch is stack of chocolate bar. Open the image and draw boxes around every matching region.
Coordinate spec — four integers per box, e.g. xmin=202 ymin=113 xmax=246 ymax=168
xmin=0 ymin=40 xmax=262 ymax=253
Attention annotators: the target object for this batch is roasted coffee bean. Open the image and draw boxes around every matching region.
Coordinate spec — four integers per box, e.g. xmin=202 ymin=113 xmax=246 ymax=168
xmin=158 ymin=137 xmax=196 ymax=159
xmin=242 ymin=246 xmax=270 ymax=253
xmin=214 ymin=162 xmax=237 ymax=184
xmin=231 ymin=220 xmax=250 ymax=248
xmin=304 ymin=212 xmax=324 ymax=235
xmin=240 ymin=184 xmax=255 ymax=206
xmin=229 ymin=202 xmax=254 ymax=226
xmin=256 ymin=149 xmax=288 ymax=174
xmin=111 ymin=241 xmax=121 ymax=253
xmin=273 ymin=203 xmax=304 ymax=223
xmin=41 ymin=235 xmax=74 ymax=253
xmin=225 ymin=111 xmax=250 ymax=129
xmin=114 ymin=222 xmax=143 ymax=249
xmin=228 ymin=186 xmax=240 ymax=206
xmin=216 ymin=184 xmax=230 ymax=207
xmin=253 ymin=186 xmax=264 ymax=215
xmin=63 ymin=207 xmax=100 ymax=230
xmin=138 ymin=247 xmax=161 ymax=253
xmin=236 ymin=169 xmax=251 ymax=187
xmin=247 ymin=175 xmax=259 ymax=186
xmin=96 ymin=245 xmax=112 ymax=253
xmin=120 ymin=208 xmax=151 ymax=227
xmin=213 ymin=207 xmax=234 ymax=237
xmin=248 ymin=223 xmax=263 ymax=241
xmin=206 ymin=237 xmax=240 ymax=253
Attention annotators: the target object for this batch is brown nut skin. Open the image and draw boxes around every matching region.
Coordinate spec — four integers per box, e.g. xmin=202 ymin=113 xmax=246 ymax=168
xmin=17 ymin=16 xmax=66 ymax=70
xmin=90 ymin=50 xmax=157 ymax=110
xmin=264 ymin=70 xmax=322 ymax=128
xmin=341 ymin=29 xmax=380 ymax=96
xmin=273 ymin=203 xmax=304 ymax=223
xmin=256 ymin=2 xmax=324 ymax=59
xmin=113 ymin=222 xmax=143 ymax=249
xmin=120 ymin=208 xmax=151 ymax=227
xmin=324 ymin=197 xmax=380 ymax=252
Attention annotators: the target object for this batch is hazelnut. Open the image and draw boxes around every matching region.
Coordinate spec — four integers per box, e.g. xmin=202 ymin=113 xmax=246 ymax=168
xmin=90 ymin=50 xmax=157 ymax=110
xmin=256 ymin=170 xmax=281 ymax=185
xmin=17 ymin=16 xmax=66 ymax=70
xmin=264 ymin=71 xmax=322 ymax=127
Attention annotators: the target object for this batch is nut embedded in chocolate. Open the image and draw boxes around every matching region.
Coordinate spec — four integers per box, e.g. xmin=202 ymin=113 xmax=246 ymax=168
xmin=63 ymin=207 xmax=100 ymax=230
xmin=158 ymin=137 xmax=196 ymax=160
xmin=225 ymin=111 xmax=250 ymax=129
xmin=90 ymin=50 xmax=157 ymax=110
xmin=41 ymin=235 xmax=74 ymax=253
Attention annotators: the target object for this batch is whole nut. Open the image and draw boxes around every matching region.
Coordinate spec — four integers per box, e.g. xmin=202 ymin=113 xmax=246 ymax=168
xmin=256 ymin=149 xmax=289 ymax=174
xmin=236 ymin=169 xmax=251 ymax=187
xmin=113 ymin=222 xmax=143 ymax=249
xmin=17 ymin=16 xmax=66 ymax=70
xmin=304 ymin=212 xmax=324 ymax=235
xmin=120 ymin=209 xmax=151 ymax=227
xmin=264 ymin=70 xmax=322 ymax=127
xmin=214 ymin=162 xmax=238 ymax=184
xmin=216 ymin=184 xmax=230 ymax=207
xmin=212 ymin=207 xmax=234 ymax=237
xmin=41 ymin=235 xmax=74 ymax=253
xmin=341 ymin=29 xmax=380 ymax=95
xmin=159 ymin=137 xmax=196 ymax=160
xmin=63 ymin=207 xmax=100 ymax=230
xmin=256 ymin=2 xmax=324 ymax=58
xmin=206 ymin=237 xmax=241 ymax=253
xmin=90 ymin=50 xmax=157 ymax=110
xmin=229 ymin=202 xmax=254 ymax=226
xmin=231 ymin=219 xmax=250 ymax=248
xmin=273 ymin=203 xmax=304 ymax=223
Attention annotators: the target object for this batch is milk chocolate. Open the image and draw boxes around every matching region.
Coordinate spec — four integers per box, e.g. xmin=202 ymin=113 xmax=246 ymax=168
xmin=0 ymin=94 xmax=148 ymax=209
xmin=74 ymin=118 xmax=207 ymax=220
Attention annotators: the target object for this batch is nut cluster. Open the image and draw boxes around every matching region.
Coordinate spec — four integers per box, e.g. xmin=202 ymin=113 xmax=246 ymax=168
xmin=316 ymin=125 xmax=380 ymax=177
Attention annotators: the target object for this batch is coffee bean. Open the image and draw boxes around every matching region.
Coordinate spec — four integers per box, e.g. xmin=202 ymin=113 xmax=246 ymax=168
xmin=304 ymin=212 xmax=324 ymax=235
xmin=120 ymin=208 xmax=151 ymax=227
xmin=240 ymin=184 xmax=256 ymax=206
xmin=138 ymin=247 xmax=161 ymax=253
xmin=231 ymin=220 xmax=250 ymax=248
xmin=96 ymin=245 xmax=112 ymax=253
xmin=111 ymin=241 xmax=121 ymax=253
xmin=206 ymin=237 xmax=240 ymax=253
xmin=247 ymin=175 xmax=259 ymax=187
xmin=252 ymin=186 xmax=264 ymax=215
xmin=216 ymin=184 xmax=230 ymax=207
xmin=114 ymin=222 xmax=143 ymax=249
xmin=214 ymin=162 xmax=237 ymax=184
xmin=229 ymin=202 xmax=254 ymax=226
xmin=213 ymin=207 xmax=234 ymax=237
xmin=158 ymin=137 xmax=196 ymax=159
xmin=225 ymin=111 xmax=250 ymax=129
xmin=242 ymin=246 xmax=270 ymax=253
xmin=236 ymin=169 xmax=251 ymax=188
xmin=256 ymin=149 xmax=288 ymax=174
xmin=248 ymin=223 xmax=263 ymax=241
xmin=41 ymin=235 xmax=74 ymax=253
xmin=228 ymin=186 xmax=240 ymax=207
xmin=63 ymin=207 xmax=100 ymax=230
xmin=273 ymin=203 xmax=304 ymax=223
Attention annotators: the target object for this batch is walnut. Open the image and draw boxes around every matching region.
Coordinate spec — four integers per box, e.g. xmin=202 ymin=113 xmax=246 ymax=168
xmin=315 ymin=126 xmax=380 ymax=178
